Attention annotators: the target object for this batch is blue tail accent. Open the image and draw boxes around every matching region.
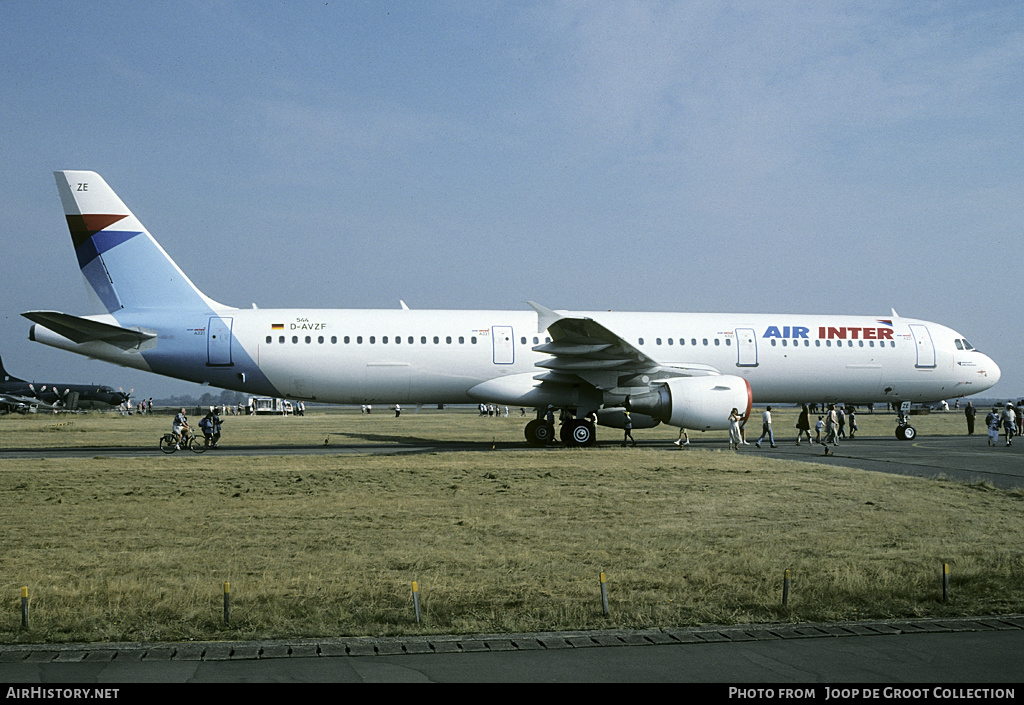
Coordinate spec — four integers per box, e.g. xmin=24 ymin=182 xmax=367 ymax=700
xmin=54 ymin=172 xmax=222 ymax=313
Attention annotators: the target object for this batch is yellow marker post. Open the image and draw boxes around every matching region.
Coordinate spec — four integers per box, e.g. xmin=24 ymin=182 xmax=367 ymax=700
xmin=223 ymin=582 xmax=231 ymax=625
xmin=21 ymin=586 xmax=28 ymax=629
xmin=412 ymin=581 xmax=421 ymax=624
xmin=783 ymin=569 xmax=791 ymax=606
xmin=942 ymin=564 xmax=949 ymax=602
xmin=600 ymin=572 xmax=609 ymax=616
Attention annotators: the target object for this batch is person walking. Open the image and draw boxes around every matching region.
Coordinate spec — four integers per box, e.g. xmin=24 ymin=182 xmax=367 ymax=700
xmin=796 ymin=404 xmax=813 ymax=445
xmin=728 ymin=408 xmax=743 ymax=450
xmin=965 ymin=401 xmax=976 ymax=435
xmin=622 ymin=411 xmax=637 ymax=447
xmin=825 ymin=404 xmax=839 ymax=446
xmin=756 ymin=406 xmax=776 ymax=448
xmin=673 ymin=428 xmax=690 ymax=447
xmin=986 ymin=407 xmax=1000 ymax=446
xmin=1001 ymin=403 xmax=1016 ymax=446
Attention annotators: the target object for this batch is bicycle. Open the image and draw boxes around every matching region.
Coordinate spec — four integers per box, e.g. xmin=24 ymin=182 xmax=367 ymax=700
xmin=159 ymin=428 xmax=208 ymax=454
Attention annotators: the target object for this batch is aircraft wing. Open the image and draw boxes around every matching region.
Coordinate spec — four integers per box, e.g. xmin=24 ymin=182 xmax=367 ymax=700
xmin=527 ymin=302 xmax=720 ymax=395
xmin=22 ymin=311 xmax=156 ymax=351
xmin=0 ymin=392 xmax=60 ymax=410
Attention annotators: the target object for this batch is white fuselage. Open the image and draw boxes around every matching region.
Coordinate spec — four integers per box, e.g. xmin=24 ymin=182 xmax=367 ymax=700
xmin=30 ymin=306 xmax=1001 ymax=407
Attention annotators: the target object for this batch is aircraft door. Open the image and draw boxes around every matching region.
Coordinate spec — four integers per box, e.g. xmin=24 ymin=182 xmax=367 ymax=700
xmin=736 ymin=328 xmax=758 ymax=367
xmin=208 ymin=316 xmax=234 ymax=366
xmin=492 ymin=326 xmax=514 ymax=365
xmin=909 ymin=324 xmax=936 ymax=368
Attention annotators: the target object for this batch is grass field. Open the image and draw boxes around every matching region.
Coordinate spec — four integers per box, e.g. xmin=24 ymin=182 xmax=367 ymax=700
xmin=1 ymin=406 xmax=1021 ymax=644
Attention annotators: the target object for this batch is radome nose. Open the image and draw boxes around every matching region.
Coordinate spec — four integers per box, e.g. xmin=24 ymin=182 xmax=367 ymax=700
xmin=982 ymin=354 xmax=1001 ymax=388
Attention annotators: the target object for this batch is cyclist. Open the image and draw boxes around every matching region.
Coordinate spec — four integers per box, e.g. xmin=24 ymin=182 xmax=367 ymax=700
xmin=172 ymin=408 xmax=190 ymax=449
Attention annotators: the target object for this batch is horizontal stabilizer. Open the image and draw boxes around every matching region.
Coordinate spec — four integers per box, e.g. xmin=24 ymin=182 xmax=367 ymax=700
xmin=22 ymin=310 xmax=156 ymax=350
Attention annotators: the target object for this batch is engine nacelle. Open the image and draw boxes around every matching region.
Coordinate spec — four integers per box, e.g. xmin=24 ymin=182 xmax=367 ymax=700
xmin=596 ymin=408 xmax=660 ymax=429
xmin=626 ymin=376 xmax=752 ymax=430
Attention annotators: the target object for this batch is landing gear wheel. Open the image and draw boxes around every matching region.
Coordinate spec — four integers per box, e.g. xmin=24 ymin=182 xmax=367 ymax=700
xmin=563 ymin=419 xmax=596 ymax=447
xmin=525 ymin=419 xmax=555 ymax=446
xmin=895 ymin=424 xmax=917 ymax=441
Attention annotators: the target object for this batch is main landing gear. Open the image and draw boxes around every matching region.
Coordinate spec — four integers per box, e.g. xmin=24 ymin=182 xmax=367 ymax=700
xmin=524 ymin=416 xmax=597 ymax=447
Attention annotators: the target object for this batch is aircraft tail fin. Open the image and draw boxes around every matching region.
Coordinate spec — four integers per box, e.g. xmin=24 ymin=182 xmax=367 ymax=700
xmin=54 ymin=171 xmax=226 ymax=313
xmin=0 ymin=354 xmax=25 ymax=383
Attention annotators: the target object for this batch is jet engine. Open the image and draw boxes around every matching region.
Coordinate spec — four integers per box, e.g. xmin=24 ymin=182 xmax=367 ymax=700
xmin=596 ymin=408 xmax=661 ymax=429
xmin=625 ymin=376 xmax=752 ymax=430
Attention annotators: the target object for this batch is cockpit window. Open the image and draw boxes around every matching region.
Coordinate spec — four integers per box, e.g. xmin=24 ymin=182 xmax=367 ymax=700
xmin=962 ymin=339 xmax=975 ymax=350
xmin=955 ymin=339 xmax=964 ymax=350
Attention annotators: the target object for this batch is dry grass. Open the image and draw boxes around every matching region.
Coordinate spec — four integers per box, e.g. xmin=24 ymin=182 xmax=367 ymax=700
xmin=0 ymin=407 xmax=1022 ymax=644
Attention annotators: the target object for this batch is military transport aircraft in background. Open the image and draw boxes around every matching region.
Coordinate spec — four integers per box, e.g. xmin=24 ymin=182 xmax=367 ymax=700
xmin=0 ymin=354 xmax=130 ymax=413
xmin=22 ymin=171 xmax=1001 ymax=443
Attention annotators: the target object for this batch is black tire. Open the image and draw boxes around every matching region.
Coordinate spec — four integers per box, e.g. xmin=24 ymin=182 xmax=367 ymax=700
xmin=525 ymin=419 xmax=554 ymax=446
xmin=188 ymin=434 xmax=208 ymax=454
xmin=565 ymin=419 xmax=596 ymax=447
xmin=895 ymin=424 xmax=917 ymax=441
xmin=159 ymin=434 xmax=177 ymax=454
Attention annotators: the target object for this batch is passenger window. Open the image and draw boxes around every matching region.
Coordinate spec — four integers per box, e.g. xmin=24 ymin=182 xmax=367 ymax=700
xmin=266 ymin=336 xmax=272 ymax=344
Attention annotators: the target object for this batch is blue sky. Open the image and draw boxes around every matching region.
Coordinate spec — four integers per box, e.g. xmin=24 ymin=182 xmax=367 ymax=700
xmin=2 ymin=1 xmax=1021 ymax=401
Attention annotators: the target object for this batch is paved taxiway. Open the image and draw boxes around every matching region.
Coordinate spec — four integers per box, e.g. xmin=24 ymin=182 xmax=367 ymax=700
xmin=2 ymin=431 xmax=1021 ymax=488
xmin=2 ymin=432 xmax=1020 ymax=682
xmin=2 ymin=617 xmax=1023 ymax=683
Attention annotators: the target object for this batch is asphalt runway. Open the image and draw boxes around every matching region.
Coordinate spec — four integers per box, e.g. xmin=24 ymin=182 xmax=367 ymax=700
xmin=2 ymin=430 xmax=1021 ymax=489
xmin=2 ymin=617 xmax=1022 ymax=684
xmin=2 ymin=431 xmax=1021 ymax=683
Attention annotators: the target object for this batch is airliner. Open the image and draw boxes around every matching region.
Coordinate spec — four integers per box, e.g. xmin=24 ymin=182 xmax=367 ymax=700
xmin=23 ymin=171 xmax=1001 ymax=445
